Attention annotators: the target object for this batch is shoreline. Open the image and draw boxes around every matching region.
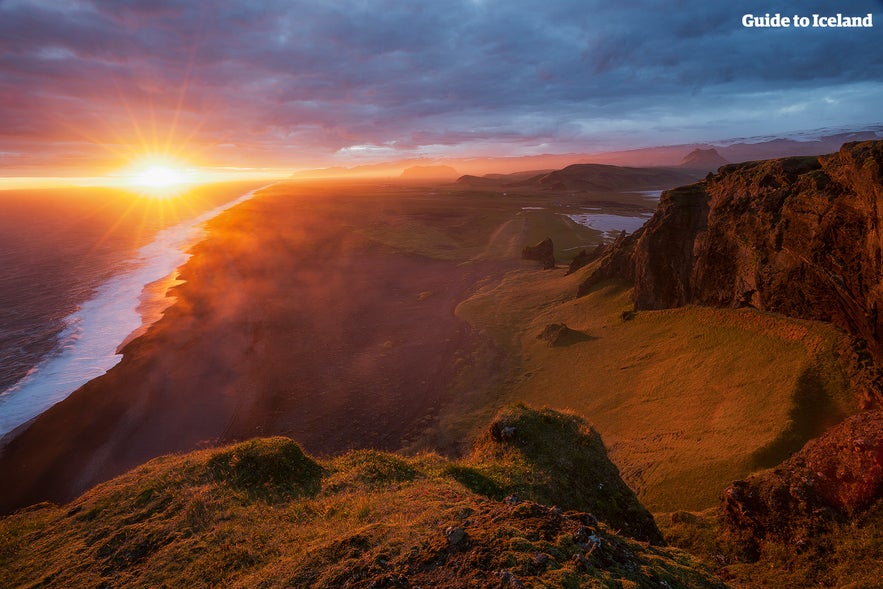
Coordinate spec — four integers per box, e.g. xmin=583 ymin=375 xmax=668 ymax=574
xmin=0 ymin=182 xmax=518 ymax=513
xmin=0 ymin=184 xmax=273 ymax=442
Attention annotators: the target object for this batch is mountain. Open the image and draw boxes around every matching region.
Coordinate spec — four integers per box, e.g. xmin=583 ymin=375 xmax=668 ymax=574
xmin=531 ymin=163 xmax=701 ymax=192
xmin=580 ymin=140 xmax=883 ymax=405
xmin=455 ymin=169 xmax=553 ymax=187
xmin=285 ymin=128 xmax=881 ymax=180
xmin=679 ymin=147 xmax=728 ymax=171
xmin=399 ymin=164 xmax=459 ymax=180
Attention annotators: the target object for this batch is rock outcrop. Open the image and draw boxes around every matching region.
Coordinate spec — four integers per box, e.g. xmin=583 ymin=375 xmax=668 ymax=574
xmin=722 ymin=410 xmax=883 ymax=558
xmin=0 ymin=407 xmax=728 ymax=588
xmin=471 ymin=404 xmax=664 ymax=544
xmin=536 ymin=323 xmax=590 ymax=347
xmin=521 ymin=237 xmax=556 ymax=269
xmin=566 ymin=238 xmax=623 ymax=275
xmin=580 ymin=141 xmax=883 ymax=381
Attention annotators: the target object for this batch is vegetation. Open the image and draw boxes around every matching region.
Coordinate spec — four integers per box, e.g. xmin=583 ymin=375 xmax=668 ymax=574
xmin=446 ymin=260 xmax=856 ymax=512
xmin=658 ymin=501 xmax=883 ymax=589
xmin=0 ymin=407 xmax=725 ymax=588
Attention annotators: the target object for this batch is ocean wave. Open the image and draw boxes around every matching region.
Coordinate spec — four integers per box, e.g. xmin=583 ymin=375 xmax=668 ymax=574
xmin=0 ymin=185 xmax=269 ymax=438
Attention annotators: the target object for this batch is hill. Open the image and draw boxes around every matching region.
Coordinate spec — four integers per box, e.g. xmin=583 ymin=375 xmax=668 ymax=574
xmin=399 ymin=165 xmax=459 ymax=181
xmin=0 ymin=406 xmax=725 ymax=588
xmin=532 ymin=163 xmax=700 ymax=192
xmin=679 ymin=148 xmax=728 ymax=172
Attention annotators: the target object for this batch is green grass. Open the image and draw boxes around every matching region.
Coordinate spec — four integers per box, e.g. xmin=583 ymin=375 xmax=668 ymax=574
xmin=448 ymin=262 xmax=856 ymax=512
xmin=0 ymin=408 xmax=725 ymax=589
xmin=346 ymin=185 xmax=604 ymax=263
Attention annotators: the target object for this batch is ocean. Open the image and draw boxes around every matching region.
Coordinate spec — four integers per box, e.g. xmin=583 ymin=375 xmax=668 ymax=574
xmin=0 ymin=182 xmax=268 ymax=439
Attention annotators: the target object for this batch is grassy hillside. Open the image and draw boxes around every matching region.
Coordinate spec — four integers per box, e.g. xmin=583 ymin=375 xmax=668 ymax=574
xmin=658 ymin=501 xmax=883 ymax=589
xmin=341 ymin=180 xmax=859 ymax=513
xmin=0 ymin=406 xmax=724 ymax=589
xmin=448 ymin=262 xmax=856 ymax=511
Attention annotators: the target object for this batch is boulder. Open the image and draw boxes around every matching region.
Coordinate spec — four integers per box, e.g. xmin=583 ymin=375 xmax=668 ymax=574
xmin=521 ymin=237 xmax=556 ymax=269
xmin=536 ymin=323 xmax=590 ymax=347
xmin=722 ymin=410 xmax=883 ymax=556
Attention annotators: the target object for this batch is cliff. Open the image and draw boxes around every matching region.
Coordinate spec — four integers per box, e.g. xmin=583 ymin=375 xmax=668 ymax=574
xmin=580 ymin=141 xmax=883 ymax=400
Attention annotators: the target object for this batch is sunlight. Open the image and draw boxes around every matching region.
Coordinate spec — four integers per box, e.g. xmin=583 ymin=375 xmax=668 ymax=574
xmin=119 ymin=157 xmax=197 ymax=199
xmin=132 ymin=164 xmax=186 ymax=189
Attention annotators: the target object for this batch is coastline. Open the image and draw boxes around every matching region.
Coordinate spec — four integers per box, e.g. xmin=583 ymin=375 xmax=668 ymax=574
xmin=0 ymin=182 xmax=516 ymax=513
xmin=0 ymin=184 xmax=273 ymax=442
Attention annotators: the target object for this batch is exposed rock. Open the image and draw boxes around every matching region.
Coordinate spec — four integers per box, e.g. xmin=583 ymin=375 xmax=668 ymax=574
xmin=722 ymin=410 xmax=883 ymax=557
xmin=494 ymin=569 xmax=525 ymax=588
xmin=536 ymin=323 xmax=591 ymax=347
xmin=566 ymin=249 xmax=592 ymax=274
xmin=577 ymin=230 xmax=641 ymax=296
xmin=566 ymin=242 xmax=609 ymax=275
xmin=445 ymin=526 xmax=466 ymax=545
xmin=521 ymin=237 xmax=555 ymax=269
xmin=579 ymin=141 xmax=883 ymax=402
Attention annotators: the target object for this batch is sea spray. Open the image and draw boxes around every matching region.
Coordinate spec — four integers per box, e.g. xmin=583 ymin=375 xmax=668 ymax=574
xmin=0 ymin=185 xmax=270 ymax=438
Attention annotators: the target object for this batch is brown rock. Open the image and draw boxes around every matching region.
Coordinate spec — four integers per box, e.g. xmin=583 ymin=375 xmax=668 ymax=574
xmin=536 ymin=323 xmax=591 ymax=347
xmin=722 ymin=410 xmax=883 ymax=555
xmin=579 ymin=141 xmax=883 ymax=402
xmin=521 ymin=238 xmax=556 ymax=269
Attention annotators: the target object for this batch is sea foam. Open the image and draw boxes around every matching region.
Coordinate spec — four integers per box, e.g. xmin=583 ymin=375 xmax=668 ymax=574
xmin=0 ymin=186 xmax=268 ymax=438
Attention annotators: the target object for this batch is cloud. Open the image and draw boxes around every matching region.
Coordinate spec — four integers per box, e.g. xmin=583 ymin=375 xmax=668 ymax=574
xmin=0 ymin=0 xmax=881 ymax=174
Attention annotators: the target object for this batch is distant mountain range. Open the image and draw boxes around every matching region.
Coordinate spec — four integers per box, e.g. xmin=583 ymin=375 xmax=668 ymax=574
xmin=289 ymin=125 xmax=883 ymax=180
xmin=457 ymin=163 xmax=701 ymax=191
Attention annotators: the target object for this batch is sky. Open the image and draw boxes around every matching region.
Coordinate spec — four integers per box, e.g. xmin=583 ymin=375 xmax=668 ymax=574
xmin=0 ymin=0 xmax=882 ymax=180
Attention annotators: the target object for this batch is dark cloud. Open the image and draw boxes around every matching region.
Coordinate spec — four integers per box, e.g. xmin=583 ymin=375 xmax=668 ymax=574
xmin=0 ymin=0 xmax=881 ymax=174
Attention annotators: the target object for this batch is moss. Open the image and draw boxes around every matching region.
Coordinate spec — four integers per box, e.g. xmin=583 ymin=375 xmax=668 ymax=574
xmin=206 ymin=437 xmax=324 ymax=501
xmin=325 ymin=450 xmax=418 ymax=490
xmin=0 ymin=407 xmax=728 ymax=588
xmin=442 ymin=464 xmax=506 ymax=499
xmin=466 ymin=404 xmax=664 ymax=544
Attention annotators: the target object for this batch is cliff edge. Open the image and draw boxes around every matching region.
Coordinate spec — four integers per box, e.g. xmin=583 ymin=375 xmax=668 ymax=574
xmin=581 ymin=141 xmax=883 ymax=404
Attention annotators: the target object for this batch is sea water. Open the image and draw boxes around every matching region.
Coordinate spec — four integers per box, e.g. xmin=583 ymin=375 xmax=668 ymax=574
xmin=0 ymin=185 xmax=268 ymax=439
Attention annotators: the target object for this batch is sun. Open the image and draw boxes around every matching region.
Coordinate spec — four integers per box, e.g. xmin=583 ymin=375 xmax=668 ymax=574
xmin=131 ymin=164 xmax=186 ymax=189
xmin=120 ymin=157 xmax=196 ymax=198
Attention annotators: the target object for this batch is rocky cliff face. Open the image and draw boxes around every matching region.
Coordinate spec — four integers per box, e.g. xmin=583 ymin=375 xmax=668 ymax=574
xmin=582 ymin=141 xmax=883 ymax=370
xmin=721 ymin=410 xmax=883 ymax=558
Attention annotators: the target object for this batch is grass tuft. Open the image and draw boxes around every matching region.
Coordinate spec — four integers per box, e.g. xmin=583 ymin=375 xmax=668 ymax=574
xmin=206 ymin=437 xmax=324 ymax=501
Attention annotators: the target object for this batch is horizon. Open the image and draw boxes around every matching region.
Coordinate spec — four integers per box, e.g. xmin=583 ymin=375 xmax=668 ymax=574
xmin=1 ymin=0 xmax=882 ymax=188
